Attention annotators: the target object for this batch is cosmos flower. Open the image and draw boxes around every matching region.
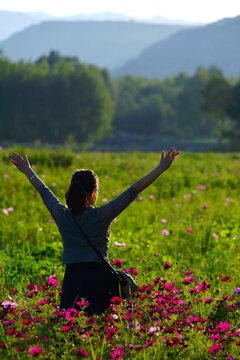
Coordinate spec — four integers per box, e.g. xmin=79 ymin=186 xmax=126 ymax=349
xmin=29 ymin=347 xmax=43 ymax=356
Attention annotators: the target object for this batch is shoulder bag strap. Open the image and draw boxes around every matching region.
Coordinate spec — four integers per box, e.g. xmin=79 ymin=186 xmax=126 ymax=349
xmin=71 ymin=213 xmax=122 ymax=282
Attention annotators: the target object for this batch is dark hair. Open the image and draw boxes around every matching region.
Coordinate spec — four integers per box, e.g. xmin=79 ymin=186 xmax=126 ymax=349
xmin=65 ymin=169 xmax=99 ymax=214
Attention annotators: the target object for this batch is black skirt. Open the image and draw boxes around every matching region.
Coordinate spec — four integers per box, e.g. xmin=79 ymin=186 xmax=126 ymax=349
xmin=60 ymin=262 xmax=120 ymax=316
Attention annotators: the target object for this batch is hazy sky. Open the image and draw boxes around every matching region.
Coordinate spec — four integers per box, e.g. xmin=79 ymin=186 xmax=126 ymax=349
xmin=1 ymin=0 xmax=240 ymax=23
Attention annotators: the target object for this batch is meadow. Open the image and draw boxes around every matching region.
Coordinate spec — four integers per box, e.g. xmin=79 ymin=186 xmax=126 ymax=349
xmin=0 ymin=148 xmax=240 ymax=359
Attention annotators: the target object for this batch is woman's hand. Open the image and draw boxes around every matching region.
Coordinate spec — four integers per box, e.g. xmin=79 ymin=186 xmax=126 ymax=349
xmin=159 ymin=147 xmax=180 ymax=173
xmin=11 ymin=152 xmax=31 ymax=174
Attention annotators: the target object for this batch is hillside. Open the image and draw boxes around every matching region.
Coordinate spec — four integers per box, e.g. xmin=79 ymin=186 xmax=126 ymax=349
xmin=0 ymin=20 xmax=188 ymax=69
xmin=113 ymin=16 xmax=240 ymax=78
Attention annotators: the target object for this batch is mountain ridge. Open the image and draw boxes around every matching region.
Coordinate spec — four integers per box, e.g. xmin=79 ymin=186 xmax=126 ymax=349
xmin=113 ymin=15 xmax=240 ymax=78
xmin=0 ymin=20 xmax=189 ymax=69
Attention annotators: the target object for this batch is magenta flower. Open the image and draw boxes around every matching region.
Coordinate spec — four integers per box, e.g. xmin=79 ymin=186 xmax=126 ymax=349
xmin=111 ymin=259 xmax=124 ymax=268
xmin=47 ymin=274 xmax=59 ymax=287
xmin=162 ymin=229 xmax=169 ymax=236
xmin=2 ymin=209 xmax=8 ymax=216
xmin=220 ymin=276 xmax=231 ymax=282
xmin=182 ymin=276 xmax=195 ymax=285
xmin=111 ymin=346 xmax=125 ymax=359
xmin=75 ymin=349 xmax=89 ymax=356
xmin=164 ymin=261 xmax=173 ymax=270
xmin=184 ymin=271 xmax=194 ymax=275
xmin=48 ymin=219 xmax=54 ymax=223
xmin=161 ymin=219 xmax=167 ymax=223
xmin=4 ymin=173 xmax=10 ymax=178
xmin=202 ymin=204 xmax=208 ymax=210
xmin=219 ymin=321 xmax=231 ymax=332
xmin=209 ymin=343 xmax=223 ymax=354
xmin=29 ymin=347 xmax=43 ymax=356
xmin=212 ymin=233 xmax=219 ymax=239
xmin=198 ymin=185 xmax=206 ymax=190
xmin=62 ymin=325 xmax=71 ymax=332
xmin=187 ymin=227 xmax=194 ymax=233
xmin=111 ymin=296 xmax=123 ymax=304
xmin=204 ymin=298 xmax=213 ymax=303
xmin=149 ymin=195 xmax=154 ymax=199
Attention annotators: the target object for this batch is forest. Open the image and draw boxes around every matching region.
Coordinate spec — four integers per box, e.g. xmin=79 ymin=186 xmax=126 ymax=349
xmin=0 ymin=51 xmax=239 ymax=149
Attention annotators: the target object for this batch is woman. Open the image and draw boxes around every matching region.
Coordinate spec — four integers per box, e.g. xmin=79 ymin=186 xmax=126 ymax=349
xmin=11 ymin=148 xmax=180 ymax=316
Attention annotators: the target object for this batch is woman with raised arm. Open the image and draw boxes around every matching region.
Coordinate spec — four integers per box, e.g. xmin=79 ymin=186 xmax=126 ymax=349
xmin=11 ymin=148 xmax=180 ymax=316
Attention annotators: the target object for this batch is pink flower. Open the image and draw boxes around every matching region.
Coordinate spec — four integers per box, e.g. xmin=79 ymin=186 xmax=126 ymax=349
xmin=1 ymin=300 xmax=18 ymax=308
xmin=187 ymin=227 xmax=194 ymax=233
xmin=111 ymin=259 xmax=124 ymax=268
xmin=182 ymin=276 xmax=195 ymax=285
xmin=198 ymin=185 xmax=206 ymax=190
xmin=48 ymin=219 xmax=54 ymax=223
xmin=102 ymin=198 xmax=108 ymax=202
xmin=29 ymin=347 xmax=43 ymax=356
xmin=144 ymin=339 xmax=157 ymax=348
xmin=209 ymin=343 xmax=223 ymax=354
xmin=7 ymin=207 xmax=14 ymax=212
xmin=111 ymin=297 xmax=123 ymax=304
xmin=161 ymin=219 xmax=167 ymax=223
xmin=138 ymin=196 xmax=143 ymax=200
xmin=0 ymin=145 xmax=3 ymax=150
xmin=62 ymin=325 xmax=71 ymax=332
xmin=41 ymin=174 xmax=46 ymax=178
xmin=26 ymin=284 xmax=37 ymax=292
xmin=4 ymin=173 xmax=10 ymax=178
xmin=2 ymin=209 xmax=8 ymax=215
xmin=111 ymin=346 xmax=125 ymax=359
xmin=220 ymin=276 xmax=231 ymax=282
xmin=219 ymin=321 xmax=231 ymax=332
xmin=202 ymin=204 xmax=208 ymax=210
xmin=204 ymin=298 xmax=213 ymax=303
xmin=75 ymin=349 xmax=89 ymax=356
xmin=212 ymin=233 xmax=219 ymax=239
xmin=149 ymin=195 xmax=154 ymax=199
xmin=52 ymin=182 xmax=57 ymax=187
xmin=162 ymin=229 xmax=169 ymax=236
xmin=113 ymin=241 xmax=126 ymax=247
xmin=164 ymin=261 xmax=173 ymax=270
xmin=47 ymin=274 xmax=59 ymax=287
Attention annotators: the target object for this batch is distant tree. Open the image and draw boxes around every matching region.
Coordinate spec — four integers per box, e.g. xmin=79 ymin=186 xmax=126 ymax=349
xmin=0 ymin=52 xmax=114 ymax=145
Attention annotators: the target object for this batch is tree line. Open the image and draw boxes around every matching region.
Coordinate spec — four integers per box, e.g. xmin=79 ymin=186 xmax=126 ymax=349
xmin=0 ymin=51 xmax=239 ymax=148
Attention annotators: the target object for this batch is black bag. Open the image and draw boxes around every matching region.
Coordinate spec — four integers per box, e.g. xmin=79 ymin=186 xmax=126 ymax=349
xmin=71 ymin=214 xmax=138 ymax=299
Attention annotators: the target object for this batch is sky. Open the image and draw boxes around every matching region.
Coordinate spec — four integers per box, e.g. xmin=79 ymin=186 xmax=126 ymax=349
xmin=1 ymin=0 xmax=240 ymax=23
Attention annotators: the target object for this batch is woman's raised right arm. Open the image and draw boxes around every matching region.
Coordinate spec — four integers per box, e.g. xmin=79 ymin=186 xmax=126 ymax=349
xmin=11 ymin=152 xmax=65 ymax=224
xmin=132 ymin=147 xmax=180 ymax=193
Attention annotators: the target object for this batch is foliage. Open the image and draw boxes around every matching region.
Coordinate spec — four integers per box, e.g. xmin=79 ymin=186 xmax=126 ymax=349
xmin=0 ymin=52 xmax=114 ymax=146
xmin=0 ymin=149 xmax=240 ymax=359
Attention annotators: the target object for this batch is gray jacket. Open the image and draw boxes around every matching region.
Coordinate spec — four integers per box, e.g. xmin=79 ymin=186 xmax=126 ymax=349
xmin=39 ymin=184 xmax=138 ymax=264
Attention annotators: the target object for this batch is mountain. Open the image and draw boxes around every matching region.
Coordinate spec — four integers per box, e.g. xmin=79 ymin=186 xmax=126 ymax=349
xmin=114 ymin=16 xmax=240 ymax=78
xmin=0 ymin=11 xmax=55 ymax=41
xmin=0 ymin=10 xmax=202 ymax=42
xmin=0 ymin=21 xmax=189 ymax=69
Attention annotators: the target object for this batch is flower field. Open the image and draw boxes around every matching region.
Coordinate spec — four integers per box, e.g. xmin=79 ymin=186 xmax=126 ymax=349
xmin=0 ymin=148 xmax=240 ymax=359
